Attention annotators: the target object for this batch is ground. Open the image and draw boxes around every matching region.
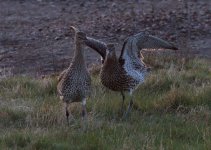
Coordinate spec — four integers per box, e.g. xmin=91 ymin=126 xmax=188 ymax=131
xmin=0 ymin=55 xmax=211 ymax=149
xmin=0 ymin=0 xmax=210 ymax=77
xmin=0 ymin=1 xmax=211 ymax=149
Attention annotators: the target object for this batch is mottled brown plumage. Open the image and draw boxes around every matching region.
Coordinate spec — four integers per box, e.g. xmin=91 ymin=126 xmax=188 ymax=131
xmin=100 ymin=44 xmax=138 ymax=92
xmin=57 ymin=26 xmax=91 ymax=124
xmin=85 ymin=31 xmax=178 ymax=117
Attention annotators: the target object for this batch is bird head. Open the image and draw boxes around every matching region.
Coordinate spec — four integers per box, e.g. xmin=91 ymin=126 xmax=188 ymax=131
xmin=76 ymin=32 xmax=87 ymax=41
xmin=70 ymin=26 xmax=87 ymax=42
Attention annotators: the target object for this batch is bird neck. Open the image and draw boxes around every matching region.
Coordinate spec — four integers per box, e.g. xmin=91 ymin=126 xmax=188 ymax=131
xmin=71 ymin=41 xmax=86 ymax=66
xmin=85 ymin=37 xmax=107 ymax=61
xmin=106 ymin=50 xmax=118 ymax=62
xmin=103 ymin=50 xmax=119 ymax=70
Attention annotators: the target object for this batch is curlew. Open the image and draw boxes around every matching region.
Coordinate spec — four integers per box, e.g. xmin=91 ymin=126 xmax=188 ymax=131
xmin=57 ymin=26 xmax=91 ymax=124
xmin=85 ymin=31 xmax=178 ymax=116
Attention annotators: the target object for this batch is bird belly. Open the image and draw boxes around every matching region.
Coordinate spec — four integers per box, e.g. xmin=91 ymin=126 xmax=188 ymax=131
xmin=62 ymin=88 xmax=87 ymax=103
xmin=57 ymin=74 xmax=91 ymax=103
xmin=100 ymin=70 xmax=135 ymax=92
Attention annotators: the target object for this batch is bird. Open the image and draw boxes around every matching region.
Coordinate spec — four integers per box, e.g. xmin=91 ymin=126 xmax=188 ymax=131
xmin=57 ymin=26 xmax=91 ymax=124
xmin=85 ymin=31 xmax=178 ymax=117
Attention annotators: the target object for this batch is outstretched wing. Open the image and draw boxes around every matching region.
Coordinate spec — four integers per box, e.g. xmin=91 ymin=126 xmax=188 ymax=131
xmin=119 ymin=32 xmax=178 ymax=61
xmin=135 ymin=32 xmax=178 ymax=50
xmin=118 ymin=32 xmax=178 ymax=81
xmin=85 ymin=37 xmax=107 ymax=63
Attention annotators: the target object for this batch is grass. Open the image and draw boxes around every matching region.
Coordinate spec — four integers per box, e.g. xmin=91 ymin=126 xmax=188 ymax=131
xmin=0 ymin=55 xmax=210 ymax=149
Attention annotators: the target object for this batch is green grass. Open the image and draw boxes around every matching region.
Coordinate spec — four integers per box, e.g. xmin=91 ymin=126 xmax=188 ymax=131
xmin=0 ymin=56 xmax=210 ymax=149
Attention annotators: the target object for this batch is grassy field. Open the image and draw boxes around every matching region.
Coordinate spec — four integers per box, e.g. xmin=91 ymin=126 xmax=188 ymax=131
xmin=0 ymin=55 xmax=210 ymax=150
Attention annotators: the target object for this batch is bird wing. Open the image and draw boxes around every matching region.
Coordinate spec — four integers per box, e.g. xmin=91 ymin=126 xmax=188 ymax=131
xmin=135 ymin=32 xmax=178 ymax=50
xmin=85 ymin=37 xmax=107 ymax=61
xmin=119 ymin=32 xmax=178 ymax=62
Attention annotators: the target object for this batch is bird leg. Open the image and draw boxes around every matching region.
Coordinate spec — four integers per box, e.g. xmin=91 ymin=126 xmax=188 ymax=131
xmin=120 ymin=91 xmax=125 ymax=114
xmin=81 ymin=98 xmax=88 ymax=131
xmin=123 ymin=91 xmax=134 ymax=119
xmin=65 ymin=103 xmax=70 ymax=126
xmin=81 ymin=98 xmax=87 ymax=120
xmin=124 ymin=98 xmax=133 ymax=118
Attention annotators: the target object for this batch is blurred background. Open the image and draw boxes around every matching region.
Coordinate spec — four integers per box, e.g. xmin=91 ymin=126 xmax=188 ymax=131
xmin=0 ymin=0 xmax=210 ymax=77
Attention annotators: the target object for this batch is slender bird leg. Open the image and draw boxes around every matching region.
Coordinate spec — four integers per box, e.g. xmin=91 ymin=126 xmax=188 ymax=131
xmin=65 ymin=103 xmax=70 ymax=126
xmin=120 ymin=91 xmax=125 ymax=114
xmin=81 ymin=98 xmax=88 ymax=130
xmin=123 ymin=98 xmax=133 ymax=119
xmin=123 ymin=91 xmax=134 ymax=119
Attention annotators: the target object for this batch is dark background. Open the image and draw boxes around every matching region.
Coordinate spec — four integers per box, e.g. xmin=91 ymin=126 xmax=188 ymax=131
xmin=0 ymin=0 xmax=210 ymax=77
